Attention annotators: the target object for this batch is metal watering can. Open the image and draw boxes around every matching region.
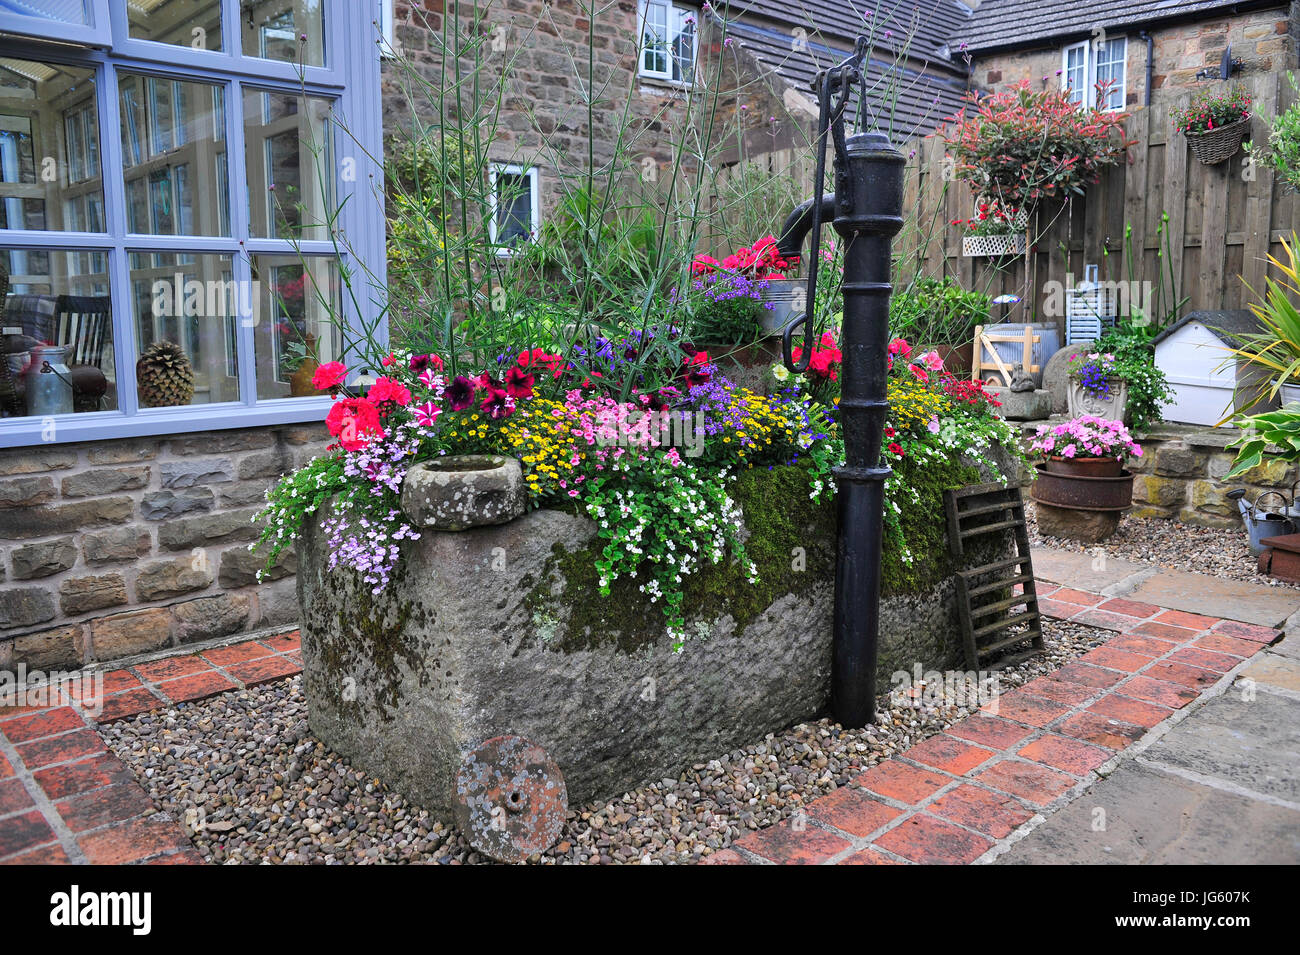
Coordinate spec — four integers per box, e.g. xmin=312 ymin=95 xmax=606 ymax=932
xmin=1228 ymin=489 xmax=1295 ymax=554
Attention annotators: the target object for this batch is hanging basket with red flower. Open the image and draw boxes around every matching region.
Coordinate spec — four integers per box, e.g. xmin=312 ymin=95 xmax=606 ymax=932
xmin=1173 ymin=86 xmax=1253 ymax=165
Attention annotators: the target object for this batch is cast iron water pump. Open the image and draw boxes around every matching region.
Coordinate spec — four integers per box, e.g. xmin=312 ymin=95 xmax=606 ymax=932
xmin=775 ymin=38 xmax=905 ymax=729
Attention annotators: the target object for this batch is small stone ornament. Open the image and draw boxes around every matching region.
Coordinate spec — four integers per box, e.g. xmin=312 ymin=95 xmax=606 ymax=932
xmin=400 ymin=454 xmax=527 ymax=531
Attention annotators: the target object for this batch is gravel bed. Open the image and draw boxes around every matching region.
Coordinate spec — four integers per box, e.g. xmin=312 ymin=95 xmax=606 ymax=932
xmin=102 ymin=617 xmax=1111 ymax=865
xmin=1026 ymin=501 xmax=1298 ymax=589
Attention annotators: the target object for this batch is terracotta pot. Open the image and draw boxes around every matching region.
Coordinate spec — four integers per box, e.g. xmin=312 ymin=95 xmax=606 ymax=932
xmin=930 ymin=343 xmax=973 ymax=377
xmin=1043 ymin=455 xmax=1124 ymax=478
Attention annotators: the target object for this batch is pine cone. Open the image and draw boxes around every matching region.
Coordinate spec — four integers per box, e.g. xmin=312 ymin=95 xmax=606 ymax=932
xmin=136 ymin=340 xmax=195 ymax=407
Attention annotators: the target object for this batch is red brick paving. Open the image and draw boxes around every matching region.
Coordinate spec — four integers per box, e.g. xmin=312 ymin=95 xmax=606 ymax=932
xmin=0 ymin=628 xmax=301 ymax=865
xmin=720 ymin=591 xmax=1277 ymax=864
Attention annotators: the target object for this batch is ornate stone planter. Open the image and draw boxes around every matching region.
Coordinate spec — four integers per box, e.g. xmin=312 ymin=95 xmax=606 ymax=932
xmin=298 ymin=456 xmax=1016 ymax=821
xmin=1067 ymin=376 xmax=1128 ymax=422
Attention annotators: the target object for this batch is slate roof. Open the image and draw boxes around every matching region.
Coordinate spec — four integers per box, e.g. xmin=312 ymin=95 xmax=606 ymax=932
xmin=1151 ymin=310 xmax=1263 ymax=348
xmin=715 ymin=1 xmax=973 ymax=141
xmin=959 ymin=0 xmax=1283 ymax=53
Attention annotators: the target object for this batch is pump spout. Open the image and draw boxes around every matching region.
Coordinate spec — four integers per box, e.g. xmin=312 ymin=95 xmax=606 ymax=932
xmin=776 ymin=193 xmax=837 ymax=260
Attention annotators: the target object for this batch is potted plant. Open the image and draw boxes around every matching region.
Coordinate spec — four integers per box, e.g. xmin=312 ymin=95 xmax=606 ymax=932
xmin=1065 ymin=349 xmax=1127 ymax=420
xmin=1222 ymin=233 xmax=1300 ymax=405
xmin=690 ymin=235 xmax=800 ymax=338
xmin=889 ymin=276 xmax=992 ymax=375
xmin=955 ymin=202 xmax=1028 ymax=258
xmin=1029 ymin=415 xmax=1142 ymax=542
xmin=1174 ymin=86 xmax=1252 ymax=166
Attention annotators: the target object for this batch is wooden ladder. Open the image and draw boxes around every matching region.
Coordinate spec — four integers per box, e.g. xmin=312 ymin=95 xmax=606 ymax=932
xmin=944 ymin=482 xmax=1045 ymax=670
xmin=971 ymin=324 xmax=1040 ymax=386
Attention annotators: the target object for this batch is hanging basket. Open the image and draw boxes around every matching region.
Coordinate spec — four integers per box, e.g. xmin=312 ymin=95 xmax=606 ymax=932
xmin=962 ymin=233 xmax=1027 ymax=258
xmin=1184 ymin=118 xmax=1251 ymax=166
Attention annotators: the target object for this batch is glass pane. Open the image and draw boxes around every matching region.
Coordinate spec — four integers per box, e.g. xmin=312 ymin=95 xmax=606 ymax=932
xmin=243 ymin=88 xmax=333 ymax=239
xmin=129 ymin=0 xmax=224 ymax=52
xmin=4 ymin=1 xmax=90 ymax=25
xmin=1 ymin=246 xmax=117 ymax=418
xmin=128 ymin=252 xmax=239 ymax=406
xmin=242 ymin=0 xmax=326 ymax=68
xmin=671 ymin=10 xmax=695 ymax=83
xmin=119 ymin=73 xmax=228 ymax=236
xmin=0 ymin=60 xmax=104 ymax=233
xmin=250 ymin=253 xmax=339 ymax=400
xmin=494 ymin=171 xmax=532 ymax=246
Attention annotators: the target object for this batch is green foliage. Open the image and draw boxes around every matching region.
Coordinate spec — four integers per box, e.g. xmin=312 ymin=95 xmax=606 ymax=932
xmin=1225 ymin=234 xmax=1300 ymax=398
xmin=1095 ymin=330 xmax=1173 ymax=432
xmin=1226 ymin=407 xmax=1300 ymax=478
xmin=890 ymin=276 xmax=991 ymax=346
xmin=1247 ymin=74 xmax=1300 ymax=193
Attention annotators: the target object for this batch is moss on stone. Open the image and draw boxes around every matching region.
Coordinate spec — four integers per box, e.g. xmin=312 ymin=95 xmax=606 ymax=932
xmin=524 ymin=461 xmax=985 ymax=655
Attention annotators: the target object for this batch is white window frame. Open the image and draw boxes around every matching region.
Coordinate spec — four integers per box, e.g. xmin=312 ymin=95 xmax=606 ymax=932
xmin=379 ymin=0 xmax=397 ymax=59
xmin=1061 ymin=36 xmax=1127 ymax=112
xmin=488 ymin=163 xmax=540 ymax=256
xmin=637 ymin=0 xmax=698 ymax=85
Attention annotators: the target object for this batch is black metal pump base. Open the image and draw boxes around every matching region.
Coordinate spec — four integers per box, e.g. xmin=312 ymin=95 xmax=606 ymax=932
xmin=776 ymin=42 xmax=905 ymax=729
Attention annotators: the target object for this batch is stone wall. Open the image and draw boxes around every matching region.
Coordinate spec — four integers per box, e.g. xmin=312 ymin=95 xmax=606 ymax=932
xmin=972 ymin=4 xmax=1295 ymax=108
xmin=0 ymin=423 xmax=332 ymax=671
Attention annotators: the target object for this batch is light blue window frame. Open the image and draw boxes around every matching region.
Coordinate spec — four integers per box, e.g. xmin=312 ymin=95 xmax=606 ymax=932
xmin=0 ymin=0 xmax=386 ymax=449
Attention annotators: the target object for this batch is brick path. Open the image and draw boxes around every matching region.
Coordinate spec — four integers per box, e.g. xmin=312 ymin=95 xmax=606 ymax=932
xmin=0 ymin=580 xmax=1283 ymax=865
xmin=0 ymin=632 xmax=301 ymax=864
xmin=710 ymin=587 xmax=1280 ymax=864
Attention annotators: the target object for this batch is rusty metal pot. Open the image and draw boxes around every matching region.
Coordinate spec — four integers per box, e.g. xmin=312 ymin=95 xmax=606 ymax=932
xmin=1043 ymin=455 xmax=1124 ymax=478
xmin=1031 ymin=463 xmax=1134 ymax=511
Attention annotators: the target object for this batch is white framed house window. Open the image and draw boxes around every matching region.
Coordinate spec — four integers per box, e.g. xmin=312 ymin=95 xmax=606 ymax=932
xmin=0 ymin=1 xmax=386 ymax=448
xmin=1061 ymin=37 xmax=1127 ymax=111
xmin=638 ymin=0 xmax=697 ymax=85
xmin=488 ymin=163 xmax=539 ymax=255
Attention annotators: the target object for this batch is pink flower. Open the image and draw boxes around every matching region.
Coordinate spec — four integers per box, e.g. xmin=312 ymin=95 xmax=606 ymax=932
xmin=413 ymin=401 xmax=441 ymax=427
xmin=312 ymin=361 xmax=347 ymax=392
xmin=921 ymin=350 xmax=944 ymax=371
xmin=927 ymin=415 xmax=941 ymax=434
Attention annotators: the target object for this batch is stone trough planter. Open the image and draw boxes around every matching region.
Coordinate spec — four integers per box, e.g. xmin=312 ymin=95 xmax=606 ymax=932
xmin=297 ymin=456 xmax=1016 ymax=822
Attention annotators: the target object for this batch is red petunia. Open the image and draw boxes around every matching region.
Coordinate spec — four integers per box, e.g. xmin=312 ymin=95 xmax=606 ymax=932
xmin=505 ymin=365 xmax=535 ymax=399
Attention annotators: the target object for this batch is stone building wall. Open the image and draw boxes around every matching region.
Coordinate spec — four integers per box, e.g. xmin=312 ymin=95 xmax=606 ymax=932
xmin=971 ymin=4 xmax=1295 ymax=109
xmin=0 ymin=424 xmax=332 ymax=672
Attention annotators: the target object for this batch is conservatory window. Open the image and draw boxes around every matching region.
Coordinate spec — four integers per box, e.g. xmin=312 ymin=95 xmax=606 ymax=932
xmin=0 ymin=0 xmax=384 ymax=447
xmin=638 ymin=0 xmax=697 ymax=85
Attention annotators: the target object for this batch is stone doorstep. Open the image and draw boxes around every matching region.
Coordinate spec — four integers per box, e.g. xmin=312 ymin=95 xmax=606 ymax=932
xmin=729 ymin=595 xmax=1279 ymax=866
xmin=0 ymin=627 xmax=302 ymax=865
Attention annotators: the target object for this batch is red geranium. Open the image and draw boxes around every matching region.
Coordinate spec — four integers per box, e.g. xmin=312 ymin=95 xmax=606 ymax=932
xmin=311 ymin=361 xmax=347 ymax=392
xmin=325 ymin=397 xmax=383 ymax=451
xmin=367 ymin=376 xmax=411 ymax=415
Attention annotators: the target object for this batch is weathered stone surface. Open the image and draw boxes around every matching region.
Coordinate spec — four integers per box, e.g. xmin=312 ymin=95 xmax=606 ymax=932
xmin=1129 ymin=504 xmax=1178 ymax=520
xmin=1127 ymin=566 xmax=1300 ymax=626
xmin=401 ymin=455 xmax=528 ymax=530
xmin=1154 ymin=443 xmax=1207 ymax=477
xmin=0 ymin=497 xmax=134 ymax=540
xmin=1178 ymin=507 xmax=1239 ymax=530
xmin=135 ymin=558 xmax=214 ymax=601
xmin=1189 ymin=479 xmax=1241 ymax=517
xmin=216 ymin=483 xmax=271 ymax=507
xmin=986 ymin=386 xmax=1052 ymax=421
xmin=86 ymin=440 xmax=158 ymax=464
xmin=157 ymin=508 xmax=260 ymax=550
xmin=10 ymin=539 xmax=78 ymax=579
xmin=159 ymin=459 xmax=235 ymax=489
xmin=1132 ymin=474 xmax=1185 ymax=507
xmin=218 ymin=545 xmax=295 ymax=588
xmin=0 ymin=586 xmax=57 ymax=629
xmin=59 ymin=574 xmax=128 ymax=615
xmin=171 ymin=593 xmax=251 ymax=644
xmin=169 ymin=430 xmax=273 ymax=455
xmin=279 ymin=424 xmax=331 ymax=445
xmin=1207 ymin=451 xmax=1294 ymax=486
xmin=1041 ymin=343 xmax=1090 ymax=415
xmin=83 ymin=526 xmax=153 ymax=564
xmin=10 ymin=625 xmax=84 ymax=669
xmin=90 ymin=608 xmax=171 ymax=660
xmin=60 ymin=466 xmax=150 ymax=498
xmin=1034 ymin=503 xmax=1121 ymax=543
xmin=140 ymin=488 xmax=214 ymax=521
xmin=0 ymin=476 xmax=56 ymax=508
xmin=254 ymin=577 xmax=299 ymax=628
xmin=237 ymin=449 xmax=292 ymax=480
xmin=0 ymin=448 xmax=78 ymax=475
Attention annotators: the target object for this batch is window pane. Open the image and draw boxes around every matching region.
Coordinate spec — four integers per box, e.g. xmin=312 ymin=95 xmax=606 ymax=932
xmin=2 ymin=246 xmax=117 ymax=418
xmin=0 ymin=60 xmax=104 ymax=234
xmin=244 ymin=88 xmax=333 ymax=239
xmin=119 ymin=73 xmax=229 ymax=236
xmin=5 ymin=1 xmax=91 ymax=26
xmin=129 ymin=252 xmax=240 ymax=406
xmin=494 ymin=171 xmax=532 ymax=246
xmin=250 ymin=253 xmax=339 ymax=400
xmin=671 ymin=9 xmax=695 ymax=83
xmin=242 ymin=0 xmax=326 ymax=68
xmin=129 ymin=0 xmax=224 ymax=52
